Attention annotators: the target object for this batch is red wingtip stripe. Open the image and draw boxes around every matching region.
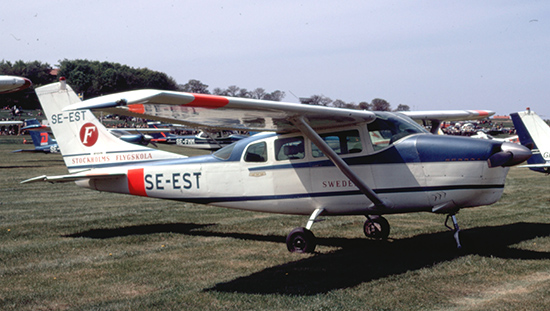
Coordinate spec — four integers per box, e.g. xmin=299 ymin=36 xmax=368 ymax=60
xmin=128 ymin=168 xmax=147 ymax=197
xmin=185 ymin=93 xmax=230 ymax=108
xmin=473 ymin=110 xmax=489 ymax=117
xmin=128 ymin=104 xmax=145 ymax=114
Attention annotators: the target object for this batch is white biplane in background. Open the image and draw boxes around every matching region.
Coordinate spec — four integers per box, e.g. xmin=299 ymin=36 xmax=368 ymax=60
xmin=23 ymin=79 xmax=531 ymax=253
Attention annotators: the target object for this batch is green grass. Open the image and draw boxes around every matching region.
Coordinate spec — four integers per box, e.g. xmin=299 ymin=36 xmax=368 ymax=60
xmin=2 ymin=135 xmax=550 ymax=310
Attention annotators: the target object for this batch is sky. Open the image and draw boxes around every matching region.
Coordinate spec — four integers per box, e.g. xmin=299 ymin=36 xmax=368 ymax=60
xmin=2 ymin=1 xmax=549 ymax=118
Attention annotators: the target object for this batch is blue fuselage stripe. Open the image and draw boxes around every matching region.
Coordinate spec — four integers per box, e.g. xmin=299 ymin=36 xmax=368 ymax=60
xmin=169 ymin=184 xmax=505 ymax=204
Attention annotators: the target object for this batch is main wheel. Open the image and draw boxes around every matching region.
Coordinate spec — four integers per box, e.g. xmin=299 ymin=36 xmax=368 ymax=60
xmin=286 ymin=227 xmax=316 ymax=253
xmin=363 ymin=216 xmax=390 ymax=240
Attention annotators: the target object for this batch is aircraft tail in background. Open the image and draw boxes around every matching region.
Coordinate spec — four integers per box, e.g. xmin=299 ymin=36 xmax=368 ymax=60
xmin=12 ymin=130 xmax=59 ymax=153
xmin=510 ymin=108 xmax=549 ymax=173
xmin=34 ymin=79 xmax=185 ymax=173
xmin=28 ymin=131 xmax=59 ymax=153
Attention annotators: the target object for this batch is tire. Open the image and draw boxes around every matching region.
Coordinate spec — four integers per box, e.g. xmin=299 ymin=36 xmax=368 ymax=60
xmin=363 ymin=216 xmax=390 ymax=240
xmin=286 ymin=227 xmax=316 ymax=253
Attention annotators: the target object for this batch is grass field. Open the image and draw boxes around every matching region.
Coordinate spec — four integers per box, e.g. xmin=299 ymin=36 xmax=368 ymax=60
xmin=2 ymin=135 xmax=550 ymax=310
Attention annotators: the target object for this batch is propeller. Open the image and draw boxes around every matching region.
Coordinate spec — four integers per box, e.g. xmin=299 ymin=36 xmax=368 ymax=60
xmin=487 ymin=142 xmax=531 ymax=168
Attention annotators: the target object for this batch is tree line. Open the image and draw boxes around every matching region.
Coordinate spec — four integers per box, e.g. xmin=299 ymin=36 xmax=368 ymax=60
xmin=0 ymin=59 xmax=409 ymax=112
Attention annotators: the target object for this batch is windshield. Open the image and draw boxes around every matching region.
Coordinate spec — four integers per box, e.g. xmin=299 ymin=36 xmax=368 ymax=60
xmin=367 ymin=112 xmax=428 ymax=151
xmin=212 ymin=142 xmax=237 ymax=160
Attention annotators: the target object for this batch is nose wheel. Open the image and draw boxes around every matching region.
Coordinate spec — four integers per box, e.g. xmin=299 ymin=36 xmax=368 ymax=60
xmin=363 ymin=215 xmax=390 ymax=240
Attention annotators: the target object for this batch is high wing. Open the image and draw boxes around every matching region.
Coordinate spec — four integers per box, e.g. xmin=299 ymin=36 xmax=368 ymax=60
xmin=63 ymin=90 xmax=377 ymax=132
xmin=64 ymin=90 xmax=493 ymax=133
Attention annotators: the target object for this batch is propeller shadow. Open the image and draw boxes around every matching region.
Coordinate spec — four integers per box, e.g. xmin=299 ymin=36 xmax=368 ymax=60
xmin=65 ymin=222 xmax=550 ymax=295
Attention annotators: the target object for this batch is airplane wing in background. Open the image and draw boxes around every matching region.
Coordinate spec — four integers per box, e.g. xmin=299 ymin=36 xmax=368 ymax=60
xmin=400 ymin=110 xmax=494 ymax=122
xmin=0 ymin=75 xmax=32 ymax=94
xmin=400 ymin=110 xmax=494 ymax=134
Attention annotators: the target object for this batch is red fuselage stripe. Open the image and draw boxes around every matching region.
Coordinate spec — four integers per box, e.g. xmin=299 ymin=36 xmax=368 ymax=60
xmin=128 ymin=168 xmax=147 ymax=197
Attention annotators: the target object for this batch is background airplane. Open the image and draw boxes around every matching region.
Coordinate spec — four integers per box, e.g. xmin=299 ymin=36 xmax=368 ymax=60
xmin=0 ymin=75 xmax=32 ymax=94
xmin=20 ymin=117 xmax=162 ymax=148
xmin=23 ymin=79 xmax=530 ymax=253
xmin=469 ymin=131 xmax=519 ymax=143
xmin=149 ymin=127 xmax=248 ymax=150
xmin=511 ymin=108 xmax=550 ymax=173
xmin=12 ymin=119 xmax=59 ymax=153
xmin=13 ymin=130 xmax=59 ymax=153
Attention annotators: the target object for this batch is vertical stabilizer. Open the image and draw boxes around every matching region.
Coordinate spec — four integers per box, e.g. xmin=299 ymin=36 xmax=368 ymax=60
xmin=511 ymin=109 xmax=550 ymax=172
xmin=35 ymin=80 xmax=185 ymax=173
xmin=28 ymin=131 xmax=57 ymax=149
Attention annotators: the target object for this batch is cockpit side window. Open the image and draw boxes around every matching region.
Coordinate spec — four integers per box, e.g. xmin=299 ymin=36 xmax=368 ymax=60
xmin=275 ymin=136 xmax=305 ymax=160
xmin=312 ymin=130 xmax=362 ymax=157
xmin=244 ymin=142 xmax=267 ymax=162
xmin=367 ymin=113 xmax=427 ymax=151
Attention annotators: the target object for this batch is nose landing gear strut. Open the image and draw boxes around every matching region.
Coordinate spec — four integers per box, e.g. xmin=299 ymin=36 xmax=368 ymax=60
xmin=445 ymin=213 xmax=462 ymax=249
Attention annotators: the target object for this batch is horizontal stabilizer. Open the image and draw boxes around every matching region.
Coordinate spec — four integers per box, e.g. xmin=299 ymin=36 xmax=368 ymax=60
xmin=21 ymin=172 xmax=126 ymax=184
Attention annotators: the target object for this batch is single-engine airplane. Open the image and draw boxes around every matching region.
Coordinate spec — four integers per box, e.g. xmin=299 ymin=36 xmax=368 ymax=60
xmin=0 ymin=75 xmax=32 ymax=94
xmin=511 ymin=108 xmax=550 ymax=173
xmin=23 ymin=79 xmax=531 ymax=253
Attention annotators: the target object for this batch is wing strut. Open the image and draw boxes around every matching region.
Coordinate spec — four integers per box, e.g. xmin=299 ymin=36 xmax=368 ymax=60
xmin=290 ymin=116 xmax=388 ymax=210
xmin=429 ymin=120 xmax=441 ymax=134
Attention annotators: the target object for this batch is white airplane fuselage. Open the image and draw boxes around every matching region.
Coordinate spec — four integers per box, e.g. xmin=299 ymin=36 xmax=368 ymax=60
xmin=74 ymin=126 xmax=509 ymax=217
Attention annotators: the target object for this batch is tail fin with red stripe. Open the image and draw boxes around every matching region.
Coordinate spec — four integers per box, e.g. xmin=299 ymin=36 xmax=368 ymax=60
xmin=34 ymin=79 xmax=185 ymax=173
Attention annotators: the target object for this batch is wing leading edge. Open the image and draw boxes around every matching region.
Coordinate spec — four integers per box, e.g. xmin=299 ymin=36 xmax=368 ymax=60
xmin=63 ymin=88 xmax=494 ymax=133
xmin=63 ymin=90 xmax=377 ymax=132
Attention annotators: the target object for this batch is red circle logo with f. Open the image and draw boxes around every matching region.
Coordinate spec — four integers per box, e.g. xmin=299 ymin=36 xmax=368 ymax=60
xmin=80 ymin=122 xmax=99 ymax=147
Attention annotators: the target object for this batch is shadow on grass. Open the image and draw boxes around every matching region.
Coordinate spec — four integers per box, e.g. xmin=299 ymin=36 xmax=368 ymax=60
xmin=64 ymin=223 xmax=215 ymax=239
xmin=65 ymin=222 xmax=550 ymax=295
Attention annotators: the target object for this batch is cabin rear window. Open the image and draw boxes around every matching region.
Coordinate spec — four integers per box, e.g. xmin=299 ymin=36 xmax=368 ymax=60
xmin=311 ymin=130 xmax=362 ymax=157
xmin=275 ymin=136 xmax=305 ymax=160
